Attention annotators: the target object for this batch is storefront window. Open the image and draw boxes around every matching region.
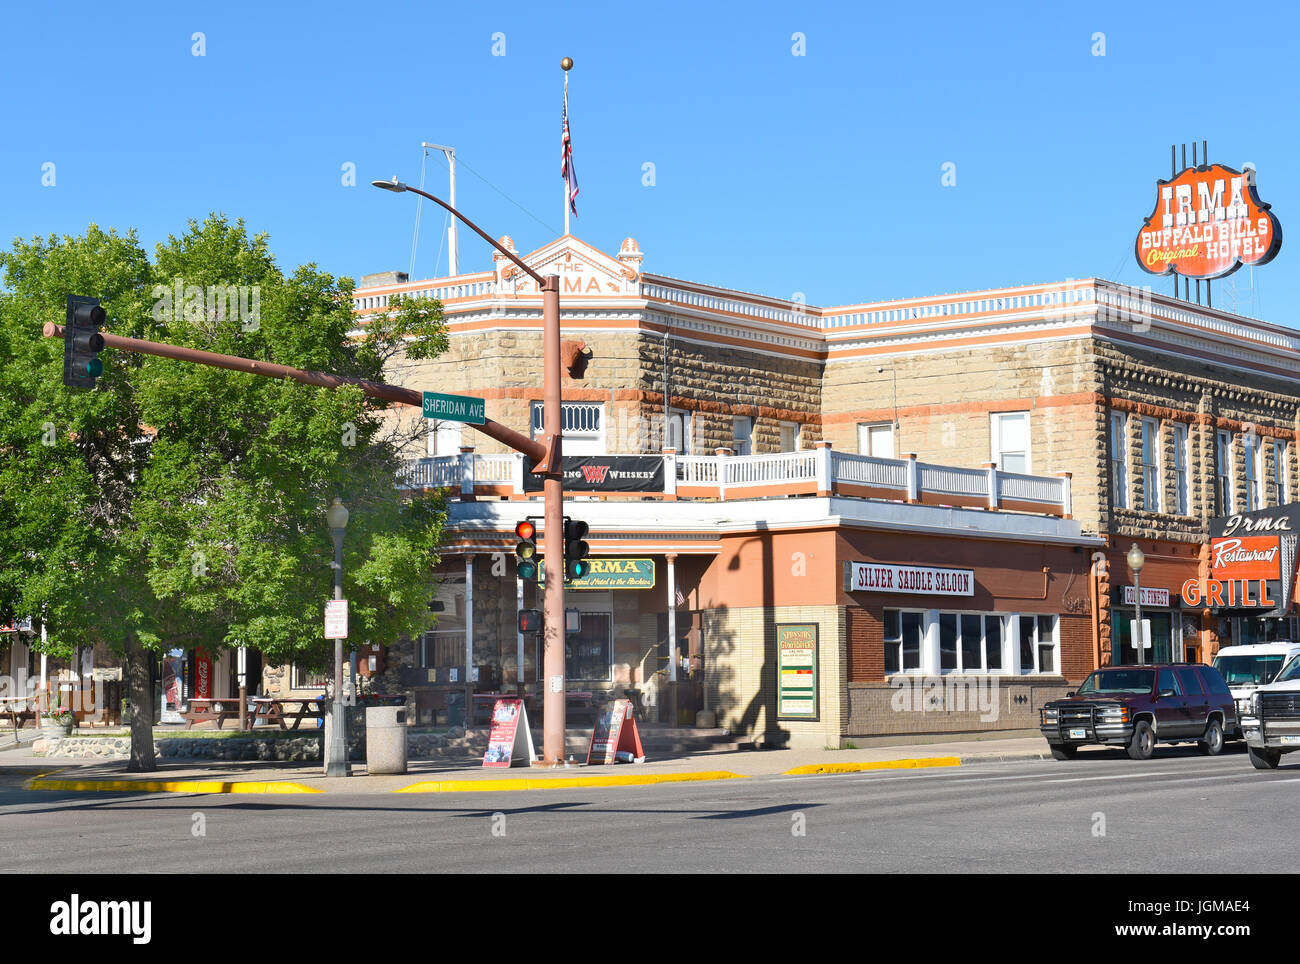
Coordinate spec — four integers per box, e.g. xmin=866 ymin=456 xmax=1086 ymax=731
xmin=883 ymin=610 xmax=922 ymax=674
xmin=1112 ymin=610 xmax=1172 ymax=664
xmin=940 ymin=612 xmax=1006 ymax=673
xmin=536 ymin=612 xmax=611 ymax=681
xmin=1018 ymin=615 xmax=1058 ymax=673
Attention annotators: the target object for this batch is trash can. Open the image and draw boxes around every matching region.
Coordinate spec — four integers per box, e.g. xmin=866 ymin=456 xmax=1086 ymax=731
xmin=365 ymin=705 xmax=408 ymax=775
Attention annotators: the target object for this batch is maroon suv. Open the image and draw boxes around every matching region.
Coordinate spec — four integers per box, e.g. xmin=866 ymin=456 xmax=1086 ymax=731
xmin=1039 ymin=663 xmax=1238 ymax=761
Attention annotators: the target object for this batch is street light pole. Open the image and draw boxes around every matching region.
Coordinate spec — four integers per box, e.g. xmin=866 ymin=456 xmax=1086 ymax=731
xmin=326 ymin=497 xmax=351 ymax=777
xmin=1128 ymin=543 xmax=1146 ymax=666
xmin=372 ymin=177 xmax=568 ymax=763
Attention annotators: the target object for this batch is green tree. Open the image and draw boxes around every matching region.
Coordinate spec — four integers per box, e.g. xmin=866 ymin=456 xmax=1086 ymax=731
xmin=0 ymin=216 xmax=447 ymax=770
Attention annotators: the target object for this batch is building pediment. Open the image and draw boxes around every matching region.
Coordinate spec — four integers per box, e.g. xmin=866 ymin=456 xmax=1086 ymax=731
xmin=494 ymin=235 xmax=642 ymax=298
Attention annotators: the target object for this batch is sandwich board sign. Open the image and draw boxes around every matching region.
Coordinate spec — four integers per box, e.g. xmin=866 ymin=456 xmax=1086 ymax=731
xmin=586 ymin=698 xmax=646 ymax=765
xmin=482 ymin=699 xmax=536 ymax=768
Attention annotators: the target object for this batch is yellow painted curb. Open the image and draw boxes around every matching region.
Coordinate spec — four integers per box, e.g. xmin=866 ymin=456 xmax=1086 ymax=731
xmin=394 ymin=770 xmax=746 ymax=793
xmin=26 ymin=778 xmax=321 ymax=794
xmin=783 ymin=756 xmax=962 ymax=776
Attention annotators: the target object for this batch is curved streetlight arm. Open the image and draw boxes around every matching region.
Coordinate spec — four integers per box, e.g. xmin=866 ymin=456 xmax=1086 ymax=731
xmin=391 ymin=183 xmax=544 ymax=287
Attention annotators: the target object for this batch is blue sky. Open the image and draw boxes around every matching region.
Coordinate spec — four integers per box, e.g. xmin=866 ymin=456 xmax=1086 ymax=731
xmin=3 ymin=0 xmax=1298 ymax=323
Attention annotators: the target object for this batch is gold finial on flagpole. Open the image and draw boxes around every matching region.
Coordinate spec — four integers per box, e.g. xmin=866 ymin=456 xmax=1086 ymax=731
xmin=561 ymin=57 xmax=573 ymax=71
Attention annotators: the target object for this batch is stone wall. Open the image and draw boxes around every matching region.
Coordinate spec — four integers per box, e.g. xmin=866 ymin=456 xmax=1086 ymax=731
xmin=822 ymin=337 xmax=1103 ymax=525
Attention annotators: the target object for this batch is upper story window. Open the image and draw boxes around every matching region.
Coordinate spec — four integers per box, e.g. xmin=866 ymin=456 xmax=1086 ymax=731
xmin=858 ymin=422 xmax=895 ymax=459
xmin=991 ymin=412 xmax=1030 ymax=474
xmin=428 ymin=421 xmax=463 ymax=457
xmin=1110 ymin=411 xmax=1128 ymax=509
xmin=1173 ymin=423 xmax=1190 ymax=515
xmin=1274 ymin=440 xmax=1289 ymax=505
xmin=779 ymin=421 xmax=802 ymax=452
xmin=1140 ymin=418 xmax=1161 ymax=513
xmin=1216 ymin=430 xmax=1233 ymax=514
xmin=531 ymin=401 xmax=604 ymax=454
xmin=1245 ymin=433 xmax=1263 ymax=510
xmin=665 ymin=409 xmax=692 ymax=454
xmin=732 ymin=416 xmax=754 ymax=456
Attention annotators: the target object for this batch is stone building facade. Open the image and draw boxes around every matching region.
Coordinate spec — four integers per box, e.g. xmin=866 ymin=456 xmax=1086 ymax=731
xmin=343 ymin=237 xmax=1300 ymax=748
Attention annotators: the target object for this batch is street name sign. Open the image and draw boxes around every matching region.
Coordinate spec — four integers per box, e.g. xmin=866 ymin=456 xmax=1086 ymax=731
xmin=422 ymin=391 xmax=485 ymax=424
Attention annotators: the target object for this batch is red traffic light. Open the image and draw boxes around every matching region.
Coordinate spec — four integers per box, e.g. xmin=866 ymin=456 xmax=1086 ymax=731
xmin=518 ymin=609 xmax=543 ymax=634
xmin=515 ymin=520 xmax=536 ymax=540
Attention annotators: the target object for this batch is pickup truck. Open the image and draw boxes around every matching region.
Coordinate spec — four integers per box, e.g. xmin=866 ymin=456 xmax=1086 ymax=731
xmin=1240 ymin=653 xmax=1300 ymax=769
xmin=1040 ymin=663 xmax=1237 ymax=761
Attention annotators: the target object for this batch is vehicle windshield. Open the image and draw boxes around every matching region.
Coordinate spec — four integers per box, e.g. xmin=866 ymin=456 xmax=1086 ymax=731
xmin=1077 ymin=669 xmax=1155 ymax=695
xmin=1273 ymin=655 xmax=1300 ymax=684
xmin=1213 ymin=654 xmax=1288 ymax=686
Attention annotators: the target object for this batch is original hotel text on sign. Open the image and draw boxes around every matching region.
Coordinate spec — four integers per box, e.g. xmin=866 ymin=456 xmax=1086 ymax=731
xmin=846 ymin=561 xmax=974 ymax=597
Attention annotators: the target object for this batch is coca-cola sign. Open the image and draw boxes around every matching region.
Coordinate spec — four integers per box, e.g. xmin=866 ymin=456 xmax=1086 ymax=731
xmin=1135 ymin=163 xmax=1282 ymax=280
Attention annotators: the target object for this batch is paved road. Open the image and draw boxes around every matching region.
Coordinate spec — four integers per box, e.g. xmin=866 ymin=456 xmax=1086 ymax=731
xmin=2 ymin=746 xmax=1296 ymax=873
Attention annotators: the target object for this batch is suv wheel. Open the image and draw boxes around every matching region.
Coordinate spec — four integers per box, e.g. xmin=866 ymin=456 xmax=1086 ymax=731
xmin=1197 ymin=719 xmax=1224 ymax=756
xmin=1127 ymin=720 xmax=1155 ymax=760
xmin=1248 ymin=745 xmax=1282 ymax=770
xmin=1050 ymin=745 xmax=1078 ymax=761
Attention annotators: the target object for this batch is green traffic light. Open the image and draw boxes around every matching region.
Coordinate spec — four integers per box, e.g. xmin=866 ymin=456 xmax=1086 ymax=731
xmin=518 ymin=559 xmax=537 ymax=580
xmin=86 ymin=358 xmax=103 ymax=378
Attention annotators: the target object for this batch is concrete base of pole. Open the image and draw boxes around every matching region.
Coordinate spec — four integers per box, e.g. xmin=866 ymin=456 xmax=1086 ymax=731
xmin=323 ymin=701 xmax=350 ymax=777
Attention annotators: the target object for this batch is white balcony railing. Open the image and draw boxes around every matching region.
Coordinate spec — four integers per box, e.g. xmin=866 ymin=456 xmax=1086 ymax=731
xmin=396 ymin=446 xmax=1071 ymax=517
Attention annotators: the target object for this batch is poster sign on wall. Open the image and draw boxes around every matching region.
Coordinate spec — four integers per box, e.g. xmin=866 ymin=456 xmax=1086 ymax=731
xmin=777 ymin=623 xmax=819 ymax=721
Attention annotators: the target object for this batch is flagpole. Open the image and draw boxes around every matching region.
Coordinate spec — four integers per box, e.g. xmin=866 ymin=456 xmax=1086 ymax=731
xmin=563 ymin=62 xmax=571 ymax=237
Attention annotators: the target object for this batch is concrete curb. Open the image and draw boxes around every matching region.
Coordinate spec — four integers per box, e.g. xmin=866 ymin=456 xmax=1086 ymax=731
xmin=783 ymin=756 xmax=962 ymax=775
xmin=393 ymin=770 xmax=747 ymax=793
xmin=25 ymin=777 xmax=321 ymax=794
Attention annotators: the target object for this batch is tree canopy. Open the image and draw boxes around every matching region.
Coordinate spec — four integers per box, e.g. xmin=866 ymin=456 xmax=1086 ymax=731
xmin=0 ymin=215 xmax=447 ymax=683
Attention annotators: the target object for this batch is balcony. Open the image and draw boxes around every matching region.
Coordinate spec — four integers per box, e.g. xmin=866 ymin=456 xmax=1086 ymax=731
xmin=397 ymin=445 xmax=1073 ymax=518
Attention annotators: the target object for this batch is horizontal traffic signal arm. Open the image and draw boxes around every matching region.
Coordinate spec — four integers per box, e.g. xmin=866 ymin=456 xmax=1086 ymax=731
xmin=42 ymin=322 xmax=547 ymax=463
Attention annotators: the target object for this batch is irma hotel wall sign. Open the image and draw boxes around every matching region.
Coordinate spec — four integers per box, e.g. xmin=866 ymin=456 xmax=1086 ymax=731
xmin=1181 ymin=507 xmax=1300 ymax=617
xmin=1135 ymin=162 xmax=1282 ymax=280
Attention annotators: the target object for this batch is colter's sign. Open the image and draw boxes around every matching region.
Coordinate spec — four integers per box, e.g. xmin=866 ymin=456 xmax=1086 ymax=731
xmin=1192 ymin=506 xmax=1300 ymax=615
xmin=1135 ymin=163 xmax=1281 ymax=280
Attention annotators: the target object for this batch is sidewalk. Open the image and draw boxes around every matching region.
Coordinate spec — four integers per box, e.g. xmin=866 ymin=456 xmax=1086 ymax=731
xmin=3 ymin=735 xmax=1053 ymax=795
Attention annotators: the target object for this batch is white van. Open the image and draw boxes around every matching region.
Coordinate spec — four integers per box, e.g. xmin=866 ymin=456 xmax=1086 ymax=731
xmin=1212 ymin=642 xmax=1300 ymax=731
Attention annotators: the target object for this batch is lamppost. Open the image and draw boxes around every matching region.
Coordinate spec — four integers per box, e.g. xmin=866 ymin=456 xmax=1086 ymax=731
xmin=326 ymin=497 xmax=351 ymax=777
xmin=371 ymin=177 xmax=569 ymax=763
xmin=1127 ymin=543 xmax=1146 ymax=666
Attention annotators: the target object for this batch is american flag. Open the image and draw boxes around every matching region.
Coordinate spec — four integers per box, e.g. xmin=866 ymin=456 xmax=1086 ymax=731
xmin=562 ymin=86 xmax=579 ymax=217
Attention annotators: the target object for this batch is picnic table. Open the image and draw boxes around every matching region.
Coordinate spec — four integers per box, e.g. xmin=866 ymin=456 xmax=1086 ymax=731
xmin=180 ymin=696 xmax=325 ymax=731
xmin=0 ymin=696 xmax=38 ymax=733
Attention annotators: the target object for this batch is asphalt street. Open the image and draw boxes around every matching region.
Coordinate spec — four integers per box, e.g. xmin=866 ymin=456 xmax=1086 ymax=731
xmin=2 ymin=745 xmax=1295 ymax=873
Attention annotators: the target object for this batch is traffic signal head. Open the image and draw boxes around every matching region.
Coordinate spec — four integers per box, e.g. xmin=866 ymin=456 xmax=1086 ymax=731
xmin=63 ymin=295 xmax=106 ymax=389
xmin=564 ymin=518 xmax=591 ymax=582
xmin=518 ymin=609 xmax=543 ymax=634
xmin=514 ymin=520 xmax=538 ymax=581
